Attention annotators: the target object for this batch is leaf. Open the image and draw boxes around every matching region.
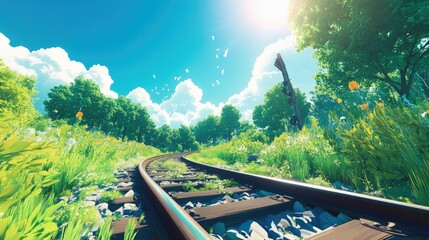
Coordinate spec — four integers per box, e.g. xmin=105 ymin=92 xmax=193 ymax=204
xmin=0 ymin=216 xmax=12 ymax=239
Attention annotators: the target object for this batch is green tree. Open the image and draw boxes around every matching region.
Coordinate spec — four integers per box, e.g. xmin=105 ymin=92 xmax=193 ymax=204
xmin=0 ymin=60 xmax=37 ymax=118
xmin=193 ymin=115 xmax=220 ymax=144
xmin=69 ymin=76 xmax=104 ymax=127
xmin=289 ymin=0 xmax=429 ymax=99
xmin=177 ymin=125 xmax=199 ymax=151
xmin=44 ymin=85 xmax=73 ymax=120
xmin=252 ymin=83 xmax=310 ymax=138
xmin=154 ymin=124 xmax=174 ymax=152
xmin=219 ymin=105 xmax=241 ymax=140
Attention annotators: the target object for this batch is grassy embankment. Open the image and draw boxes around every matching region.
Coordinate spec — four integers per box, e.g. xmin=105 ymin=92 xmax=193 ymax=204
xmin=189 ymin=104 xmax=429 ymax=206
xmin=0 ymin=116 xmax=160 ymax=239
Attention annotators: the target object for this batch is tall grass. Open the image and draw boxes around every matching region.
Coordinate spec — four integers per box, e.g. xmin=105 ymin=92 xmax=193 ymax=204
xmin=124 ymin=218 xmax=138 ymax=240
xmin=0 ymin=116 xmax=161 ymax=239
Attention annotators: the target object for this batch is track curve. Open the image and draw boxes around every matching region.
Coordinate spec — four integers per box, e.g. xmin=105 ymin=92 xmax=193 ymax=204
xmin=138 ymin=153 xmax=429 ymax=239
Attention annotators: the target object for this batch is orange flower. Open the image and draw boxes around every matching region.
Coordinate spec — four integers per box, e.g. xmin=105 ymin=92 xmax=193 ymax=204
xmin=348 ymin=81 xmax=359 ymax=91
xmin=360 ymin=103 xmax=369 ymax=110
xmin=109 ymin=137 xmax=115 ymax=142
xmin=337 ymin=98 xmax=342 ymax=104
xmin=76 ymin=111 xmax=83 ymax=120
xmin=377 ymin=102 xmax=384 ymax=108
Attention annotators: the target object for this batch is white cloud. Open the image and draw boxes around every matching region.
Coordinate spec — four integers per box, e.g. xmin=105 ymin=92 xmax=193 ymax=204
xmin=127 ymin=79 xmax=222 ymax=128
xmin=0 ymin=32 xmax=118 ymax=111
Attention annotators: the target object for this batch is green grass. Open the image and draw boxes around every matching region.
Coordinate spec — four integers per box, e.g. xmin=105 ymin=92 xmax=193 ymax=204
xmin=96 ymin=217 xmax=113 ymax=240
xmin=124 ymin=218 xmax=138 ymax=240
xmin=100 ymin=190 xmax=122 ymax=203
xmin=0 ymin=116 xmax=161 ymax=239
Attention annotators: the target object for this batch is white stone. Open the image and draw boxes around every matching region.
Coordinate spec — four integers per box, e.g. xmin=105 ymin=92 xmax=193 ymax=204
xmin=124 ymin=190 xmax=134 ymax=197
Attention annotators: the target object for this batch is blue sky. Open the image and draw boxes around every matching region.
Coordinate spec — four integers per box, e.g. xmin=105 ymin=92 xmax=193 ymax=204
xmin=0 ymin=0 xmax=317 ymax=127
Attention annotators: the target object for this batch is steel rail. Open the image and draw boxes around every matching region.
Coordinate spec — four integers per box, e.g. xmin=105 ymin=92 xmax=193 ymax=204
xmin=138 ymin=153 xmax=211 ymax=240
xmin=181 ymin=156 xmax=429 ymax=236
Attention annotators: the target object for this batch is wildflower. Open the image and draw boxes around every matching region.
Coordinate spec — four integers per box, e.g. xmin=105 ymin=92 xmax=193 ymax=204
xmin=422 ymin=110 xmax=429 ymax=118
xmin=66 ymin=138 xmax=77 ymax=150
xmin=231 ymin=132 xmax=235 ymax=136
xmin=83 ymin=125 xmax=88 ymax=129
xmin=359 ymin=103 xmax=369 ymax=110
xmin=76 ymin=111 xmax=83 ymax=120
xmin=348 ymin=81 xmax=359 ymax=91
xmin=337 ymin=98 xmax=342 ymax=104
xmin=53 ymin=109 xmax=58 ymax=113
xmin=340 ymin=116 xmax=346 ymax=121
xmin=377 ymin=102 xmax=384 ymax=108
xmin=110 ymin=137 xmax=115 ymax=142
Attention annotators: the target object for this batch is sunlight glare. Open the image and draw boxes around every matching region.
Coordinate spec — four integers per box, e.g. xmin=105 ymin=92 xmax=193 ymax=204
xmin=246 ymin=0 xmax=290 ymax=31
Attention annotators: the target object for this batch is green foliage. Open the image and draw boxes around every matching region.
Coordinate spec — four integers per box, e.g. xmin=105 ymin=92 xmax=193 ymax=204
xmin=177 ymin=125 xmax=199 ymax=151
xmin=193 ymin=115 xmax=221 ymax=144
xmin=0 ymin=60 xmax=37 ymax=120
xmin=59 ymin=213 xmax=87 ymax=240
xmin=337 ymin=105 xmax=429 ymax=204
xmin=124 ymin=218 xmax=138 ymax=240
xmin=1 ymin=194 xmax=62 ymax=240
xmin=96 ymin=217 xmax=113 ymax=240
xmin=152 ymin=159 xmax=188 ymax=178
xmin=43 ymin=77 xmax=157 ymax=146
xmin=239 ymin=128 xmax=270 ymax=144
xmin=0 ymin=112 xmax=161 ymax=240
xmin=100 ymin=190 xmax=122 ymax=204
xmin=253 ymin=83 xmax=311 ymax=139
xmin=289 ymin=0 xmax=429 ymax=98
xmin=184 ymin=178 xmax=239 ymax=192
xmin=219 ymin=105 xmax=241 ymax=140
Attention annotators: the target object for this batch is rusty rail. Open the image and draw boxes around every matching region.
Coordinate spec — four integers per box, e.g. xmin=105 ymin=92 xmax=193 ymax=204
xmin=181 ymin=156 xmax=429 ymax=236
xmin=138 ymin=153 xmax=211 ymax=240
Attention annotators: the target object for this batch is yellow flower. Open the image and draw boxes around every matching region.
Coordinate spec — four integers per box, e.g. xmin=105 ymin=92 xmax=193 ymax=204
xmin=377 ymin=102 xmax=384 ymax=108
xmin=426 ymin=110 xmax=429 ymax=114
xmin=348 ymin=81 xmax=359 ymax=91
xmin=359 ymin=103 xmax=369 ymax=110
xmin=83 ymin=125 xmax=88 ymax=129
xmin=76 ymin=111 xmax=83 ymax=120
xmin=109 ymin=137 xmax=115 ymax=142
xmin=337 ymin=98 xmax=342 ymax=104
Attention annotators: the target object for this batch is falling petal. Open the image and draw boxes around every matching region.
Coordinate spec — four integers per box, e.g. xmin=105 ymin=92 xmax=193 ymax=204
xmin=216 ymin=65 xmax=219 ymax=69
xmin=221 ymin=69 xmax=224 ymax=75
xmin=185 ymin=69 xmax=189 ymax=73
xmin=153 ymin=74 xmax=156 ymax=79
xmin=212 ymin=83 xmax=215 ymax=87
xmin=216 ymin=54 xmax=219 ymax=59
xmin=216 ymin=48 xmax=220 ymax=51
xmin=211 ymin=35 xmax=215 ymax=40
xmin=223 ymin=48 xmax=229 ymax=58
xmin=216 ymin=80 xmax=220 ymax=85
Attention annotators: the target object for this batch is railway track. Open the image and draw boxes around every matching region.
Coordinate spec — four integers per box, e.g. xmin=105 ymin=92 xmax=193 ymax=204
xmin=119 ymin=153 xmax=429 ymax=239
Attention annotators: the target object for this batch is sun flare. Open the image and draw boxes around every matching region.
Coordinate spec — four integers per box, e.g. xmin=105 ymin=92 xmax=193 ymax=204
xmin=246 ymin=0 xmax=290 ymax=30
